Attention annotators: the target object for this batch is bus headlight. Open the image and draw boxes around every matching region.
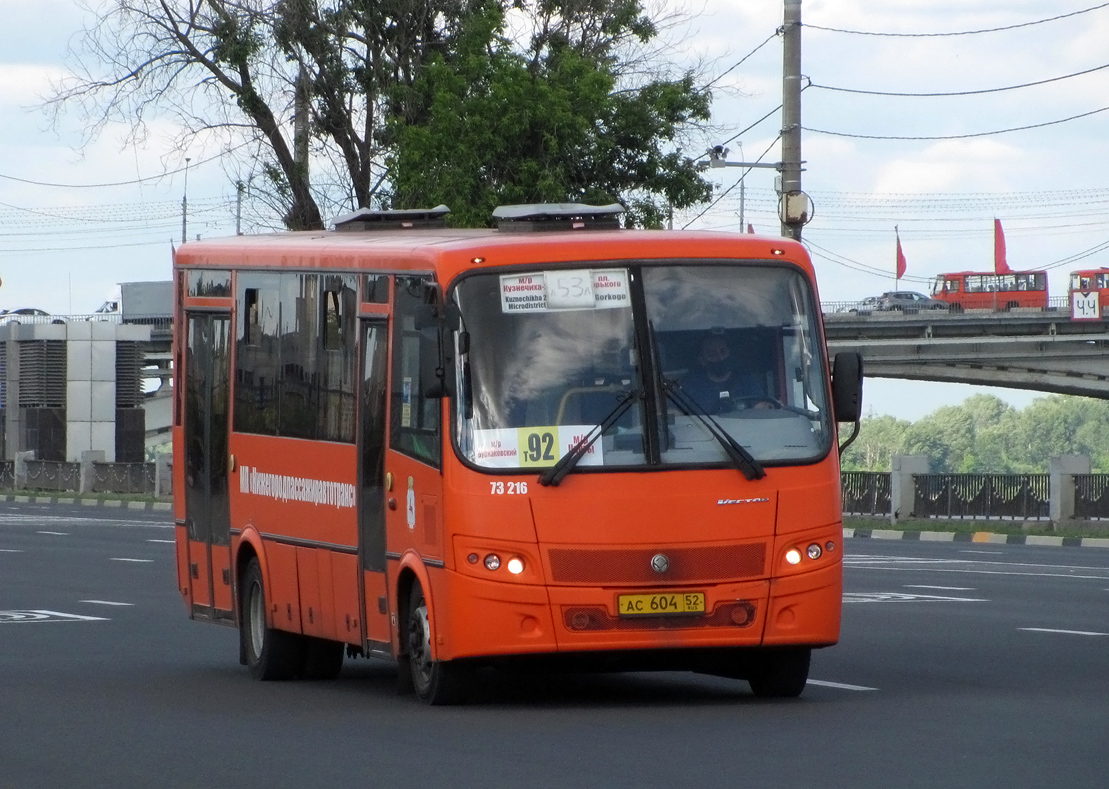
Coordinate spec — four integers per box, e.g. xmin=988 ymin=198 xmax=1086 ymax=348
xmin=484 ymin=554 xmax=501 ymax=571
xmin=807 ymin=543 xmax=822 ymax=560
xmin=785 ymin=548 xmax=802 ymax=565
xmin=506 ymin=557 xmax=525 ymax=575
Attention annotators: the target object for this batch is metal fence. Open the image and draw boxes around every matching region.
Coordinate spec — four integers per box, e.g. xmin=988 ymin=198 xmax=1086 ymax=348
xmin=842 ymin=471 xmax=891 ymax=516
xmin=91 ymin=462 xmax=156 ymax=495
xmin=913 ymin=473 xmax=1050 ymax=520
xmin=23 ymin=459 xmax=81 ymax=493
xmin=1073 ymin=474 xmax=1109 ymax=520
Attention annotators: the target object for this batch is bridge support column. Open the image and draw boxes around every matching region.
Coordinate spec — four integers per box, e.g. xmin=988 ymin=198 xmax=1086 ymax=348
xmin=155 ymin=456 xmax=172 ymax=498
xmin=891 ymin=455 xmax=930 ymax=524
xmin=1049 ymin=454 xmax=1090 ymax=526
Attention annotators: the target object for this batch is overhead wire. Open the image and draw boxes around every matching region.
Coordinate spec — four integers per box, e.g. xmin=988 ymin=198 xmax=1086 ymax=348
xmin=803 ymin=2 xmax=1109 ymax=37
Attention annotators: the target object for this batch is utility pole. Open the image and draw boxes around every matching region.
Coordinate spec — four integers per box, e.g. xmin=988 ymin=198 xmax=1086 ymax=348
xmin=780 ymin=0 xmax=809 ymax=241
xmin=236 ymin=181 xmax=244 ymax=235
xmin=181 ymin=157 xmax=191 ymax=244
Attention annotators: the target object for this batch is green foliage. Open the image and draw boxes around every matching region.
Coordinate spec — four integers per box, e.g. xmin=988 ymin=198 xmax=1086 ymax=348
xmin=841 ymin=393 xmax=1109 ymax=473
xmin=386 ymin=0 xmax=711 ymax=227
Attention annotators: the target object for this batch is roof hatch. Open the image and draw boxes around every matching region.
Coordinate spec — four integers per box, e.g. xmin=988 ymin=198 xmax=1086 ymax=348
xmin=332 ymin=205 xmax=451 ymax=232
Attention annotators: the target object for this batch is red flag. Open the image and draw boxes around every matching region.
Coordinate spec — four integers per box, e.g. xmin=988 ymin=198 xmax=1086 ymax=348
xmin=895 ymin=228 xmax=907 ymax=280
xmin=994 ymin=218 xmax=1011 ymax=274
xmin=747 ymin=223 xmax=755 ymax=234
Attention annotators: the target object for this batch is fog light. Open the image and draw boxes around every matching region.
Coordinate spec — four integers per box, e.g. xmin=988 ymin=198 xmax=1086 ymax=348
xmin=807 ymin=543 xmax=822 ymax=560
xmin=785 ymin=548 xmax=802 ymax=565
xmin=506 ymin=557 xmax=525 ymax=575
xmin=484 ymin=554 xmax=501 ymax=571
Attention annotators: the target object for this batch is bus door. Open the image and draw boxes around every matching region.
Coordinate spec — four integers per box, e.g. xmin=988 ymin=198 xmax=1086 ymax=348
xmin=358 ymin=319 xmax=392 ymax=647
xmin=183 ymin=312 xmax=234 ymax=621
xmin=384 ymin=277 xmax=445 ymax=631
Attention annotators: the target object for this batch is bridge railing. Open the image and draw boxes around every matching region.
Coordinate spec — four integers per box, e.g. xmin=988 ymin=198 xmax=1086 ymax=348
xmin=913 ymin=473 xmax=1050 ymax=520
xmin=1073 ymin=474 xmax=1109 ymax=519
xmin=841 ymin=471 xmax=891 ymax=516
xmin=2 ymin=457 xmax=171 ymax=497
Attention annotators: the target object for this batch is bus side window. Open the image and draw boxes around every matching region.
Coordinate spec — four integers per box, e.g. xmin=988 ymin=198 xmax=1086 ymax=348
xmin=391 ymin=277 xmax=442 ymax=467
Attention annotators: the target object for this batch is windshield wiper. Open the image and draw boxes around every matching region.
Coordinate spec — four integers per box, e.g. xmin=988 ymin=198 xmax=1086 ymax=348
xmin=538 ymin=389 xmax=643 ymax=487
xmin=664 ymin=379 xmax=766 ymax=481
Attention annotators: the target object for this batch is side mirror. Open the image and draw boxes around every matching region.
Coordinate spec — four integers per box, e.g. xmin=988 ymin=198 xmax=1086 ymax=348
xmin=831 ymin=352 xmax=863 ymax=423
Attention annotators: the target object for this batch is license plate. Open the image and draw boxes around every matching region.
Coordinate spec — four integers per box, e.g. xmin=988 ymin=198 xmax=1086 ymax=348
xmin=617 ymin=592 xmax=706 ymax=617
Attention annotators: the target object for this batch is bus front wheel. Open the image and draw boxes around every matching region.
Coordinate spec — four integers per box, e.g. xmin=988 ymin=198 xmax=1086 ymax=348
xmin=405 ymin=584 xmax=469 ymax=705
xmin=241 ymin=557 xmax=305 ymax=681
xmin=747 ymin=647 xmax=811 ymax=698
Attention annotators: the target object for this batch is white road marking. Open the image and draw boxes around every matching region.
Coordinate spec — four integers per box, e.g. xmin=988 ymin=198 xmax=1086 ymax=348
xmin=959 ymin=550 xmax=1005 ymax=555
xmin=110 ymin=558 xmax=154 ymax=563
xmin=37 ymin=531 xmax=69 ymax=536
xmin=0 ymin=610 xmax=109 ymax=623
xmin=80 ymin=600 xmax=134 ymax=606
xmin=844 ymin=592 xmax=988 ymax=603
xmin=0 ymin=549 xmax=23 ymax=553
xmin=808 ymin=679 xmax=879 ymax=691
xmin=846 ymin=555 xmax=1109 ymax=581
xmin=147 ymin=539 xmax=175 ymax=544
xmin=903 ymin=584 xmax=976 ymax=591
xmin=1019 ymin=627 xmax=1108 ymax=637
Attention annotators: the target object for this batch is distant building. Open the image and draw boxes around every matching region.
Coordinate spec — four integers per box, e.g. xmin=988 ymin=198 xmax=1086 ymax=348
xmin=0 ymin=319 xmax=150 ymax=463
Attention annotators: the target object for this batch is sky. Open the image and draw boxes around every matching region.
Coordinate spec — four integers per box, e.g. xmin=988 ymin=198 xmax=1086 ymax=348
xmin=1 ymin=0 xmax=1107 ymax=421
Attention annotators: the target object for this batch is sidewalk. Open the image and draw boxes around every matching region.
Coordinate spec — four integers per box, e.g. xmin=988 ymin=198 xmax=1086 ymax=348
xmin=846 ymin=526 xmax=1109 ymax=549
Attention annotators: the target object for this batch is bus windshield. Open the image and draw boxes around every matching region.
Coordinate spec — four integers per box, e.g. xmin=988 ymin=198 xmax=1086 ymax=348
xmin=453 ymin=262 xmax=832 ymax=472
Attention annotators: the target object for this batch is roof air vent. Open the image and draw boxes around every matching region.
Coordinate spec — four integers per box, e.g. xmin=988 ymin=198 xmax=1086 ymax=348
xmin=492 ymin=203 xmax=624 ymax=232
xmin=332 ymin=205 xmax=451 ymax=232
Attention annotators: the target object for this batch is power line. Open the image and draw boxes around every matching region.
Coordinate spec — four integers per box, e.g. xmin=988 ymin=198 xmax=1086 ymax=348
xmin=804 ymin=106 xmax=1109 ymax=140
xmin=804 ymin=2 xmax=1109 ymax=37
xmin=703 ymin=32 xmax=779 ymax=91
xmin=809 ymin=61 xmax=1109 ymax=98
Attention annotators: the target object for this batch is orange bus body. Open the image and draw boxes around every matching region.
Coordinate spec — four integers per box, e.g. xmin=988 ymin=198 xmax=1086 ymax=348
xmin=931 ymin=270 xmax=1048 ymax=310
xmin=173 ymin=220 xmax=847 ymax=700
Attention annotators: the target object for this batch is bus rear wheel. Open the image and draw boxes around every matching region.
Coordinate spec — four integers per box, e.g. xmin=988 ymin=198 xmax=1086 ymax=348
xmin=241 ymin=557 xmax=304 ymax=681
xmin=405 ymin=584 xmax=469 ymax=705
xmin=747 ymin=647 xmax=811 ymax=698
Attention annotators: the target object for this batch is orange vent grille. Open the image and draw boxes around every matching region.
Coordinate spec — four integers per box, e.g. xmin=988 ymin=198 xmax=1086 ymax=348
xmin=547 ymin=544 xmax=766 ymax=585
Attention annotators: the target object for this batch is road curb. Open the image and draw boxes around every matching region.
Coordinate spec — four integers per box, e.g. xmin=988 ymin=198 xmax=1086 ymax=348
xmin=0 ymin=494 xmax=172 ymax=512
xmin=846 ymin=527 xmax=1109 ymax=549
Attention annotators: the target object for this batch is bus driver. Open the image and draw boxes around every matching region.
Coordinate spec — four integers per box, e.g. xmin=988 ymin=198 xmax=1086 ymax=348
xmin=682 ymin=333 xmax=771 ymax=413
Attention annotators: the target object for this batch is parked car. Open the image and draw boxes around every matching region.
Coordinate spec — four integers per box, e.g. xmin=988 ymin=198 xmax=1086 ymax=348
xmin=874 ymin=291 xmax=947 ymax=312
xmin=0 ymin=307 xmax=50 ymax=324
xmin=847 ymin=296 xmax=884 ymax=313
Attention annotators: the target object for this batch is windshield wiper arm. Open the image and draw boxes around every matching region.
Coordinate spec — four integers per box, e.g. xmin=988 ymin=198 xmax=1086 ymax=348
xmin=663 ymin=379 xmax=766 ymax=481
xmin=538 ymin=389 xmax=643 ymax=487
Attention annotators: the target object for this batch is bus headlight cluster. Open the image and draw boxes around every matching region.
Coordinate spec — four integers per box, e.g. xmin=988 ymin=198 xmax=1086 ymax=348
xmin=472 ymin=553 xmax=526 ymax=575
xmin=785 ymin=541 xmax=834 ymax=567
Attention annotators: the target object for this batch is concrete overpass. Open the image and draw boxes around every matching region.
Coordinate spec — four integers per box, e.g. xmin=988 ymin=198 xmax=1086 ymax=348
xmin=822 ymin=307 xmax=1109 ymax=399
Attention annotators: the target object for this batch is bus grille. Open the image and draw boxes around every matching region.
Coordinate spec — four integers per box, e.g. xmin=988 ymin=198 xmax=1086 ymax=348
xmin=547 ymin=544 xmax=766 ymax=585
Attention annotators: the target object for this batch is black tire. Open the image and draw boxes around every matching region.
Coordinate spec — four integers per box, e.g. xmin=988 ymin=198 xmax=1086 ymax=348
xmin=301 ymin=637 xmax=344 ymax=680
xmin=241 ymin=558 xmax=305 ymax=681
xmin=405 ymin=584 xmax=469 ymax=705
xmin=747 ymin=647 xmax=811 ymax=698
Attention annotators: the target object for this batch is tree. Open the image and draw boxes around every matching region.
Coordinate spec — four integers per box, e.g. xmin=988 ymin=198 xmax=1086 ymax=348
xmin=386 ymin=1 xmax=711 ymax=226
xmin=48 ymin=0 xmax=710 ymax=230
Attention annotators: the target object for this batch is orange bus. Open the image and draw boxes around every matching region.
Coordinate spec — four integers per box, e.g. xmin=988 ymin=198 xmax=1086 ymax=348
xmin=1068 ymin=268 xmax=1109 ymax=320
xmin=931 ymin=270 xmax=1048 ymax=310
xmin=173 ymin=203 xmax=863 ymax=703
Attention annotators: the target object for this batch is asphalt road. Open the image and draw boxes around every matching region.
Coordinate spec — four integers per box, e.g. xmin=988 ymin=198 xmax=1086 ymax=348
xmin=2 ymin=501 xmax=1107 ymax=789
